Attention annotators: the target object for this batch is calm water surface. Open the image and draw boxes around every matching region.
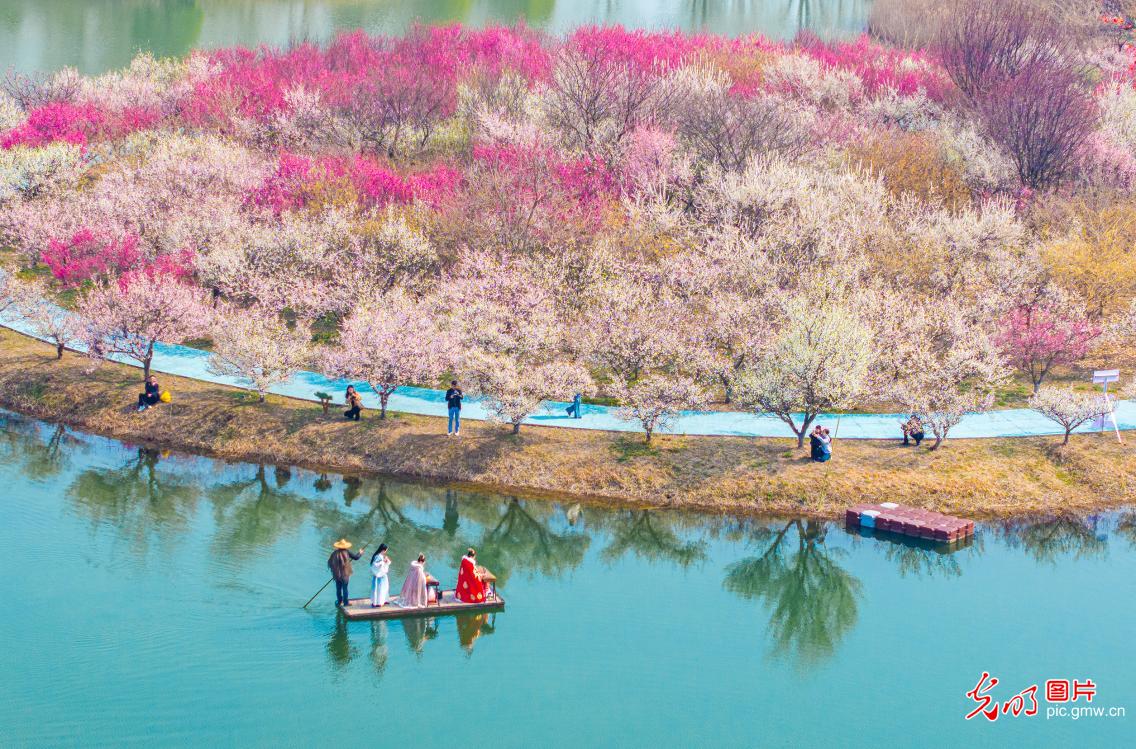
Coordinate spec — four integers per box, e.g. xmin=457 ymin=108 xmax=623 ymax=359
xmin=1 ymin=412 xmax=1134 ymax=746
xmin=0 ymin=0 xmax=872 ymax=74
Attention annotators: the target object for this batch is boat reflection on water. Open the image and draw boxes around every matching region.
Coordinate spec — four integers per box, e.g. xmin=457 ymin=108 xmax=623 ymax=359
xmin=325 ymin=612 xmax=496 ymax=673
xmin=456 ymin=612 xmax=497 ymax=654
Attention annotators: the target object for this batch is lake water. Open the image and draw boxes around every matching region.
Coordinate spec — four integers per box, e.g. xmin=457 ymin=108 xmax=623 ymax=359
xmin=0 ymin=0 xmax=872 ymax=75
xmin=0 ymin=411 xmax=1133 ymax=747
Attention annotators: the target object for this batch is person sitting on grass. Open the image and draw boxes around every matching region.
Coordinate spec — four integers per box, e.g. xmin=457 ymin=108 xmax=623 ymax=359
xmin=343 ymin=385 xmax=362 ymax=421
xmin=137 ymin=375 xmax=161 ymax=412
xmin=810 ymin=425 xmax=832 ymax=462
xmin=901 ymin=415 xmax=925 ymax=446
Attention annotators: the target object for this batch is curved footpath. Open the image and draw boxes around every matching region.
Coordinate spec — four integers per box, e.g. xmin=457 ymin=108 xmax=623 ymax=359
xmin=3 ymin=313 xmax=1132 ymax=439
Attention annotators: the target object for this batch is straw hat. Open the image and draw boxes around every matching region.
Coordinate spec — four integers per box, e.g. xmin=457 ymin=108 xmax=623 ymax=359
xmin=332 ymin=538 xmax=352 ymax=550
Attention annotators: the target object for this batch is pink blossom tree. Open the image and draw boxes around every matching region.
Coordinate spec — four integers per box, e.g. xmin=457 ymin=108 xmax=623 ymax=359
xmin=997 ymin=302 xmax=1100 ymax=393
xmin=449 ymin=256 xmax=592 ymax=434
xmin=321 ymin=291 xmax=454 ymax=418
xmin=584 ymin=274 xmax=706 ymax=443
xmin=77 ymin=273 xmax=212 ymax=381
xmin=207 ymin=304 xmax=311 ymax=401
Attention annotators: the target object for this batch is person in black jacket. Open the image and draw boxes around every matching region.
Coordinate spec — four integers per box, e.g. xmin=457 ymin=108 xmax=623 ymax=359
xmin=445 ymin=380 xmax=463 ymax=436
xmin=137 ymin=376 xmax=161 ymax=412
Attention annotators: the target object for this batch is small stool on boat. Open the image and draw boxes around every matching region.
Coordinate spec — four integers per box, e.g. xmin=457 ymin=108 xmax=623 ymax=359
xmin=426 ymin=574 xmax=442 ymax=606
xmin=477 ymin=567 xmax=498 ymax=601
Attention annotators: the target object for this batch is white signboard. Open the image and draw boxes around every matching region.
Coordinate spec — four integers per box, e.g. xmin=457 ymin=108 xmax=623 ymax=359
xmin=1093 ymin=369 xmax=1120 ymax=385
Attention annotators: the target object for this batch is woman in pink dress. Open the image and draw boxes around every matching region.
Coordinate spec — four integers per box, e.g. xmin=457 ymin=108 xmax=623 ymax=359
xmin=398 ymin=554 xmax=430 ymax=607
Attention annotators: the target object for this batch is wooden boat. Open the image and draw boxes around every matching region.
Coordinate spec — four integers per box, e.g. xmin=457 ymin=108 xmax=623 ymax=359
xmin=340 ymin=568 xmax=504 ymax=621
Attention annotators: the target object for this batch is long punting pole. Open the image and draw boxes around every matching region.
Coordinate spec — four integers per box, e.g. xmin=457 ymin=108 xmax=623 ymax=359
xmin=302 ymin=538 xmax=376 ymax=609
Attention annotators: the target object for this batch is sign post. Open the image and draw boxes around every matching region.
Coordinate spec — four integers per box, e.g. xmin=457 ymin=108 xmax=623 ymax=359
xmin=1091 ymin=370 xmax=1123 ymax=444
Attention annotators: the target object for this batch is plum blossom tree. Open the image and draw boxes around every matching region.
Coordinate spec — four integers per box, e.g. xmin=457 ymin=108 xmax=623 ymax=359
xmin=735 ymin=295 xmax=874 ymax=448
xmin=1029 ymin=386 xmax=1108 ymax=445
xmin=10 ymin=279 xmax=82 ymax=358
xmin=886 ymin=306 xmax=1007 ymax=450
xmin=77 ymin=273 xmax=212 ymax=381
xmin=207 ymin=305 xmax=311 ymax=401
xmin=614 ymin=373 xmax=705 ymax=443
xmin=996 ymin=299 xmax=1100 ymax=393
xmin=541 ymin=28 xmax=676 ymax=158
xmin=584 ymin=273 xmax=706 ymax=442
xmin=472 ymin=356 xmax=592 ymax=434
xmin=322 ymin=291 xmax=454 ymax=418
xmin=450 ymin=256 xmax=592 ymax=433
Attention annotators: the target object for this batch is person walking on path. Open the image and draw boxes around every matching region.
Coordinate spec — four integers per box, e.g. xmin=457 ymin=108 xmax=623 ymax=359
xmin=445 ymin=380 xmax=463 ymax=436
xmin=566 ymin=392 xmax=583 ymax=419
xmin=370 ymin=544 xmax=391 ymax=608
xmin=343 ymin=385 xmax=362 ymax=421
xmin=137 ymin=375 xmax=161 ymax=412
xmin=327 ymin=538 xmax=362 ymax=607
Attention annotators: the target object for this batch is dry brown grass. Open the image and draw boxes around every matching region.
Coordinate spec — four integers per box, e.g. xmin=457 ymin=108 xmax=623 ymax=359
xmin=1 ymin=328 xmax=1134 ymax=518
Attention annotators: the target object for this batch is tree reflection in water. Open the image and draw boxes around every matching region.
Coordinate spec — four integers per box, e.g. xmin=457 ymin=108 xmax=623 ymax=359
xmin=477 ymin=498 xmax=589 ymax=582
xmin=600 ymin=510 xmax=707 ymax=568
xmin=0 ymin=416 xmax=82 ymax=480
xmin=207 ymin=463 xmax=311 ymax=560
xmin=724 ymin=519 xmax=861 ymax=666
xmin=994 ymin=514 xmax=1108 ymax=564
xmin=67 ymin=446 xmax=201 ymax=548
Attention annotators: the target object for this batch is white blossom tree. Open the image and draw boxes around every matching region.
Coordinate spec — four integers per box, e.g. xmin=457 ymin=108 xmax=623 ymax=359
xmin=585 ymin=271 xmax=707 ymax=443
xmin=615 ymin=374 xmax=706 ymax=443
xmin=735 ymin=295 xmax=874 ymax=448
xmin=11 ymin=279 xmax=81 ymax=359
xmin=885 ymin=306 xmax=1008 ymax=450
xmin=207 ymin=304 xmax=311 ymax=401
xmin=1029 ymin=386 xmax=1108 ymax=446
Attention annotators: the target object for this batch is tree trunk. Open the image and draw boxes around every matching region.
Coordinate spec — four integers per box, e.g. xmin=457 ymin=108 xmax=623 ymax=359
xmin=512 ymin=422 xmax=522 ymax=435
xmin=644 ymin=427 xmax=653 ymax=444
xmin=1062 ymin=429 xmax=1071 ymax=446
xmin=796 ymin=431 xmax=805 ymax=448
xmin=929 ymin=435 xmax=943 ymax=451
xmin=142 ymin=356 xmax=151 ymax=381
xmin=379 ymin=392 xmax=389 ymax=419
xmin=55 ymin=341 xmax=64 ymax=359
xmin=258 ymin=392 xmax=266 ymax=402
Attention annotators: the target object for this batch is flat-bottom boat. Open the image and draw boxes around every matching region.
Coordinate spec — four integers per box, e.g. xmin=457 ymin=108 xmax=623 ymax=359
xmin=340 ymin=589 xmax=505 ymax=621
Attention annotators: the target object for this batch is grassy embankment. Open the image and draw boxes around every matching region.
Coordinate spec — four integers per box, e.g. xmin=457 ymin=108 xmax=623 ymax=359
xmin=1 ymin=327 xmax=1134 ymax=518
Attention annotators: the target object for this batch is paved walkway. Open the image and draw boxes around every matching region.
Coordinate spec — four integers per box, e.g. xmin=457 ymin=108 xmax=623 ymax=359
xmin=3 ymin=313 xmax=1132 ymax=439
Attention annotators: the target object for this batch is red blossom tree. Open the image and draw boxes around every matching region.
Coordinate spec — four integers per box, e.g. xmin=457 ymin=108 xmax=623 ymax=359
xmin=997 ymin=303 xmax=1101 ymax=392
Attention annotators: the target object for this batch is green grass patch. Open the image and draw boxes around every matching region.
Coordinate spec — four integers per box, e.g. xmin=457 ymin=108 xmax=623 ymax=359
xmin=611 ymin=436 xmax=659 ymax=462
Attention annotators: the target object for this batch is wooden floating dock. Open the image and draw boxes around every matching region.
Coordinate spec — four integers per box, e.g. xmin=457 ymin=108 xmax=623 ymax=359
xmin=340 ymin=590 xmax=505 ymax=621
xmin=845 ymin=502 xmax=974 ymax=543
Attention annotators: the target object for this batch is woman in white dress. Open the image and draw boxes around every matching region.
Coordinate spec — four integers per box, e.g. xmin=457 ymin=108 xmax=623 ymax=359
xmin=370 ymin=544 xmax=391 ymax=607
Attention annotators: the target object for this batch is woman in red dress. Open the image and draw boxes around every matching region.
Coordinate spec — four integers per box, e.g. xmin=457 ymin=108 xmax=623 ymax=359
xmin=455 ymin=548 xmax=486 ymax=603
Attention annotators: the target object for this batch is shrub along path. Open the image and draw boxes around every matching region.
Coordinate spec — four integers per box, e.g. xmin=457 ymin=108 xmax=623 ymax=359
xmin=2 ymin=313 xmax=1131 ymax=440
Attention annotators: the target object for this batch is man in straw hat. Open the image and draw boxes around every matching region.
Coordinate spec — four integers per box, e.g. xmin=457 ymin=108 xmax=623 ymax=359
xmin=327 ymin=539 xmax=362 ymax=607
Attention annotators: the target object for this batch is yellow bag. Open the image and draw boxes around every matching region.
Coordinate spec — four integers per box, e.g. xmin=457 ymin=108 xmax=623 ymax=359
xmin=159 ymin=391 xmax=172 ymax=403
